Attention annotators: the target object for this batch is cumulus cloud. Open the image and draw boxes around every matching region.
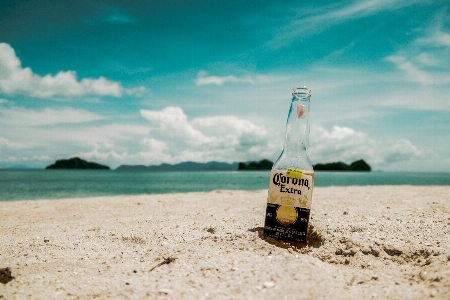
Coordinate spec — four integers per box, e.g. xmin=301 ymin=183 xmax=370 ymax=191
xmin=140 ymin=106 xmax=213 ymax=145
xmin=0 ymin=119 xmax=151 ymax=168
xmin=137 ymin=107 xmax=420 ymax=168
xmin=309 ymin=125 xmax=420 ymax=167
xmin=139 ymin=106 xmax=276 ymax=163
xmin=191 ymin=115 xmax=269 ymax=153
xmin=383 ymin=139 xmax=421 ymax=164
xmin=195 ymin=71 xmax=284 ymax=86
xmin=310 ymin=125 xmax=373 ymax=164
xmin=0 ymin=43 xmax=142 ymax=98
xmin=0 ymin=103 xmax=422 ymax=170
xmin=53 ymin=108 xmax=274 ymax=168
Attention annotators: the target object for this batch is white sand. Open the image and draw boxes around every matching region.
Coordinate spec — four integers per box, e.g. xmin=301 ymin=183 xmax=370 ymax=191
xmin=1 ymin=186 xmax=449 ymax=299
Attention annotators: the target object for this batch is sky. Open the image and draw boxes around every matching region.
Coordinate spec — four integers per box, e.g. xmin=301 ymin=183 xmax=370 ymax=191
xmin=0 ymin=0 xmax=449 ymax=171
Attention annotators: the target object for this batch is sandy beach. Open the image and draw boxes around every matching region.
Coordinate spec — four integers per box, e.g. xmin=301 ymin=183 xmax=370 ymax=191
xmin=1 ymin=186 xmax=449 ymax=299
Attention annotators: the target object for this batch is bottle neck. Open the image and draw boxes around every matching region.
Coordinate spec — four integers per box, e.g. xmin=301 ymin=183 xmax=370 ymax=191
xmin=282 ymin=95 xmax=311 ymax=157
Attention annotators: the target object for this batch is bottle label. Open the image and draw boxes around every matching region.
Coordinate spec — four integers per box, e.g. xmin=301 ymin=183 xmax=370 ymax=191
xmin=264 ymin=170 xmax=314 ymax=242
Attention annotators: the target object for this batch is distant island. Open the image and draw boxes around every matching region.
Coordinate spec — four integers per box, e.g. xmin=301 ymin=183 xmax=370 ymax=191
xmin=314 ymin=159 xmax=371 ymax=171
xmin=238 ymin=158 xmax=371 ymax=171
xmin=116 ymin=161 xmax=238 ymax=171
xmin=45 ymin=157 xmax=110 ymax=170
xmin=115 ymin=159 xmax=370 ymax=172
xmin=238 ymin=159 xmax=273 ymax=170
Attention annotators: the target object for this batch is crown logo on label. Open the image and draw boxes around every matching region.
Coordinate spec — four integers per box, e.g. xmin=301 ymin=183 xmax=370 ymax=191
xmin=280 ymin=195 xmax=295 ymax=206
xmin=268 ymin=191 xmax=278 ymax=204
xmin=299 ymin=195 xmax=308 ymax=208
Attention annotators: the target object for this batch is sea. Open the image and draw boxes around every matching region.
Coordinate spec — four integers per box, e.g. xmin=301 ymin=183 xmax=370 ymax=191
xmin=0 ymin=170 xmax=449 ymax=201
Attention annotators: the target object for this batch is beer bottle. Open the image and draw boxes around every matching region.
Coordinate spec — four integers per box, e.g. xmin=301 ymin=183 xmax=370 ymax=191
xmin=264 ymin=86 xmax=314 ymax=243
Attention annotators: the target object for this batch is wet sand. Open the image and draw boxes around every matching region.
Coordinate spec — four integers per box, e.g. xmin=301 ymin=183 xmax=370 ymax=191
xmin=1 ymin=186 xmax=449 ymax=299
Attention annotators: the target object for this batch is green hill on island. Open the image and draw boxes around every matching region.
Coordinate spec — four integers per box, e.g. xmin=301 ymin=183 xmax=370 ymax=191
xmin=45 ymin=157 xmax=110 ymax=170
xmin=238 ymin=159 xmax=273 ymax=170
xmin=314 ymin=159 xmax=371 ymax=171
xmin=237 ymin=159 xmax=371 ymax=171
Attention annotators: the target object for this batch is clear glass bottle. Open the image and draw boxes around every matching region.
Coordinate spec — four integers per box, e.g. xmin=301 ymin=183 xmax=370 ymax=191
xmin=264 ymin=86 xmax=314 ymax=243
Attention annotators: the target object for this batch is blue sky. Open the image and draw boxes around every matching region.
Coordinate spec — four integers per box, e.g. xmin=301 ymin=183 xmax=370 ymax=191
xmin=0 ymin=0 xmax=449 ymax=171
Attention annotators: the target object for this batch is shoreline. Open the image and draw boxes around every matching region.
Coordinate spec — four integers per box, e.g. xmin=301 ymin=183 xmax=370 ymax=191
xmin=1 ymin=184 xmax=449 ymax=203
xmin=1 ymin=186 xmax=449 ymax=299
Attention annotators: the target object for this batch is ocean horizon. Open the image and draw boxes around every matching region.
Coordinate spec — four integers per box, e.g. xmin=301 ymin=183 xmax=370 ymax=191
xmin=1 ymin=170 xmax=449 ymax=202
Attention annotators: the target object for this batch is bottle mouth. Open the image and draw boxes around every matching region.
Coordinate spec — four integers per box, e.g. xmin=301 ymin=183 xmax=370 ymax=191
xmin=292 ymin=86 xmax=311 ymax=98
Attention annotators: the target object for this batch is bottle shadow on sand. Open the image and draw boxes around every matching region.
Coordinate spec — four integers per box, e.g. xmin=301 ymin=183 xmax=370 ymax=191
xmin=248 ymin=224 xmax=324 ymax=251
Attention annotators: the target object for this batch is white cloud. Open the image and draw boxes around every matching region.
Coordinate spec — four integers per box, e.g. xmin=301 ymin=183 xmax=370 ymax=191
xmin=0 ymin=104 xmax=150 ymax=168
xmin=139 ymin=106 xmax=277 ymax=164
xmin=0 ymin=104 xmax=423 ymax=170
xmin=0 ymin=106 xmax=104 ymax=126
xmin=382 ymin=16 xmax=450 ymax=111
xmin=0 ymin=43 xmax=143 ymax=98
xmin=310 ymin=125 xmax=374 ymax=164
xmin=385 ymin=55 xmax=437 ymax=85
xmin=70 ymin=110 xmax=274 ymax=167
xmin=386 ymin=51 xmax=450 ymax=86
xmin=140 ymin=106 xmax=213 ymax=145
xmin=378 ymin=88 xmax=450 ymax=111
xmin=191 ymin=115 xmax=266 ymax=139
xmin=137 ymin=107 xmax=420 ymax=169
xmin=0 ymin=137 xmax=34 ymax=149
xmin=195 ymin=71 xmax=284 ymax=86
xmin=0 ymin=98 xmax=12 ymax=104
xmin=74 ymin=147 xmax=130 ymax=163
xmin=435 ymin=30 xmax=450 ymax=47
xmin=383 ymin=139 xmax=421 ymax=164
xmin=191 ymin=115 xmax=269 ymax=153
xmin=385 ymin=16 xmax=450 ymax=86
xmin=309 ymin=125 xmax=420 ymax=167
xmin=417 ymin=26 xmax=450 ymax=48
xmin=415 ymin=52 xmax=440 ymax=66
xmin=125 ymin=86 xmax=146 ymax=96
xmin=49 ymin=124 xmax=151 ymax=148
xmin=0 ymin=119 xmax=152 ymax=168
xmin=269 ymin=0 xmax=422 ymax=48
xmin=141 ymin=137 xmax=167 ymax=151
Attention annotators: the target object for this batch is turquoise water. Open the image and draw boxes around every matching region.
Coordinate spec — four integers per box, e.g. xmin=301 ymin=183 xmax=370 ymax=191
xmin=0 ymin=170 xmax=449 ymax=201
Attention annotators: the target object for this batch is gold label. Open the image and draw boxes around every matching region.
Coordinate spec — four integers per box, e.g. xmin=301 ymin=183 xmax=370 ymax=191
xmin=276 ymin=205 xmax=298 ymax=226
xmin=267 ymin=171 xmax=313 ymax=208
xmin=286 ymin=168 xmax=303 ymax=180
